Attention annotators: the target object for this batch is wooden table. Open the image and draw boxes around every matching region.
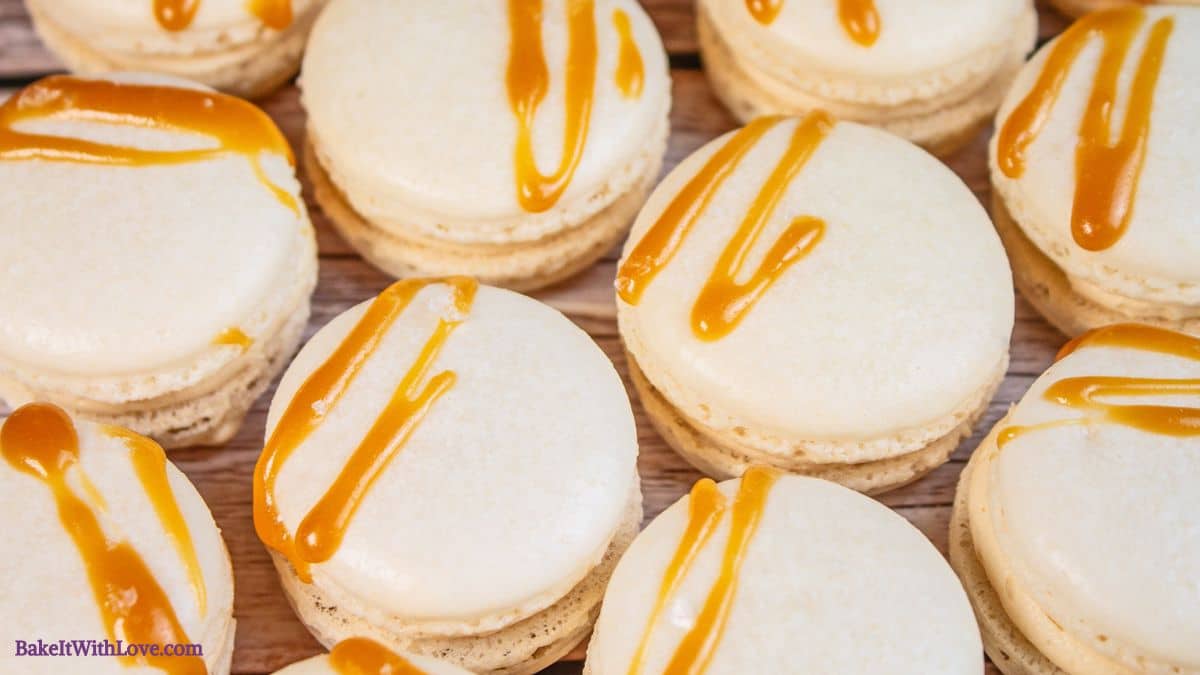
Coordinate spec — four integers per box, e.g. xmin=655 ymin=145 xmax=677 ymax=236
xmin=0 ymin=2 xmax=1075 ymax=673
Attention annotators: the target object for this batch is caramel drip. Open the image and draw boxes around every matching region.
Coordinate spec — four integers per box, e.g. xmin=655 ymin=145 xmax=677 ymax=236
xmin=0 ymin=75 xmax=298 ymax=214
xmin=996 ymin=7 xmax=1174 ymax=251
xmin=329 ymin=637 xmax=427 ymax=675
xmin=1 ymin=403 xmax=203 ymax=675
xmin=745 ymin=0 xmax=879 ymax=46
xmin=105 ymin=426 xmax=207 ymax=617
xmin=744 ymin=0 xmax=782 ymax=24
xmin=154 ymin=0 xmax=292 ymax=31
xmin=213 ymin=327 xmax=253 ymax=351
xmin=613 ymin=9 xmax=644 ymax=99
xmin=999 ymin=324 xmax=1200 ymax=447
xmin=616 ymin=113 xmax=832 ymax=341
xmin=254 ymin=277 xmax=477 ymax=582
xmin=626 ymin=479 xmax=728 ymax=675
xmin=506 ymin=0 xmax=598 ymax=213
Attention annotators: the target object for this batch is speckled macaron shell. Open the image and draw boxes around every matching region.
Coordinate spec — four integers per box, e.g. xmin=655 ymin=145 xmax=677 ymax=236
xmin=586 ymin=474 xmax=982 ymax=673
xmin=961 ymin=340 xmax=1200 ymax=673
xmin=0 ymin=417 xmax=236 ymax=674
xmin=272 ymin=649 xmax=472 ymax=675
xmin=990 ymin=7 xmax=1200 ymax=314
xmin=266 ymin=283 xmax=639 ymax=630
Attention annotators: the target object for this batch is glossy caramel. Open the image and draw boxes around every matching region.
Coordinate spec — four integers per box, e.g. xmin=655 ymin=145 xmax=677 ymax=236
xmin=0 ymin=75 xmax=298 ymax=213
xmin=745 ymin=0 xmax=880 ymax=46
xmin=613 ymin=9 xmax=645 ymax=99
xmin=154 ymin=0 xmax=292 ymax=31
xmin=996 ymin=7 xmax=1174 ymax=251
xmin=744 ymin=0 xmax=782 ymax=24
xmin=617 ymin=113 xmax=832 ymax=341
xmin=329 ymin=637 xmax=427 ymax=675
xmin=1 ymin=403 xmax=203 ymax=675
xmin=254 ymin=277 xmax=477 ymax=582
xmin=213 ymin=327 xmax=253 ymax=351
xmin=506 ymin=0 xmax=598 ymax=213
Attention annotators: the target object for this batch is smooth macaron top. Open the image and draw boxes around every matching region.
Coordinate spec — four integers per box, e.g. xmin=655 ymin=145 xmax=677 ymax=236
xmin=0 ymin=404 xmax=234 ymax=673
xmin=969 ymin=325 xmax=1200 ymax=672
xmin=617 ymin=116 xmax=1012 ymax=450
xmin=301 ymin=0 xmax=670 ymax=240
xmin=262 ymin=281 xmax=638 ymax=627
xmin=587 ymin=471 xmax=981 ymax=673
xmin=274 ymin=638 xmax=472 ymax=675
xmin=991 ymin=7 xmax=1200 ymax=304
xmin=0 ymin=73 xmax=308 ymax=381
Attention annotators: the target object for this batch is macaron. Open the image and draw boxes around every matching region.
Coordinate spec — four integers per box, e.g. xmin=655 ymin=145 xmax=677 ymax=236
xmin=0 ymin=73 xmax=317 ymax=449
xmin=585 ymin=468 xmax=983 ymax=673
xmin=300 ymin=0 xmax=671 ymax=291
xmin=0 ymin=402 xmax=236 ymax=674
xmin=1046 ymin=0 xmax=1200 ymax=20
xmin=24 ymin=0 xmax=326 ymax=98
xmin=272 ymin=637 xmax=472 ymax=675
xmin=990 ymin=6 xmax=1200 ymax=337
xmin=254 ymin=278 xmax=641 ymax=674
xmin=617 ymin=113 xmax=1014 ymax=494
xmin=697 ymin=0 xmax=1037 ymax=156
xmin=950 ymin=323 xmax=1200 ymax=674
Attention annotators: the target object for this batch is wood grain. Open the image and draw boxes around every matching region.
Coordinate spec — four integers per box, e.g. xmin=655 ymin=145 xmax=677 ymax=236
xmin=0 ymin=1 xmax=1079 ymax=673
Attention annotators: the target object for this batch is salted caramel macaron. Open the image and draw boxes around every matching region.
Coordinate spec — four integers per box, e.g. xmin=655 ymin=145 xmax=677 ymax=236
xmin=1047 ymin=0 xmax=1200 ymax=20
xmin=0 ymin=403 xmax=235 ymax=674
xmin=950 ymin=323 xmax=1200 ymax=674
xmin=617 ymin=113 xmax=1013 ymax=494
xmin=273 ymin=637 xmax=471 ymax=675
xmin=0 ymin=73 xmax=317 ymax=449
xmin=586 ymin=468 xmax=982 ymax=673
xmin=301 ymin=0 xmax=670 ymax=291
xmin=698 ymin=0 xmax=1036 ymax=156
xmin=255 ymin=278 xmax=640 ymax=674
xmin=24 ymin=0 xmax=325 ymax=98
xmin=990 ymin=6 xmax=1200 ymax=337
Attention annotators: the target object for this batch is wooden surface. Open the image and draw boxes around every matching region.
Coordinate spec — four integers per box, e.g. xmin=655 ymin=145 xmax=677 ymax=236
xmin=0 ymin=2 xmax=1076 ymax=673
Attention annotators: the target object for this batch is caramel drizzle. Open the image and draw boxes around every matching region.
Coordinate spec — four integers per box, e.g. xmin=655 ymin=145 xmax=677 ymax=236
xmin=254 ymin=277 xmax=477 ymax=583
xmin=0 ymin=75 xmax=298 ymax=214
xmin=745 ymin=0 xmax=880 ymax=46
xmin=329 ymin=637 xmax=427 ymax=675
xmin=628 ymin=466 xmax=779 ymax=675
xmin=506 ymin=0 xmax=598 ymax=213
xmin=213 ymin=327 xmax=253 ymax=351
xmin=105 ymin=426 xmax=208 ymax=617
xmin=616 ymin=113 xmax=832 ymax=341
xmin=154 ymin=0 xmax=292 ymax=31
xmin=996 ymin=7 xmax=1174 ymax=251
xmin=1 ymin=403 xmax=204 ymax=675
xmin=613 ymin=9 xmax=645 ymax=99
xmin=999 ymin=324 xmax=1200 ymax=447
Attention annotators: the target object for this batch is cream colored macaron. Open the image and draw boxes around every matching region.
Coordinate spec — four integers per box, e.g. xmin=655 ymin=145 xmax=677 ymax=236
xmin=0 ymin=73 xmax=316 ymax=449
xmin=950 ymin=323 xmax=1200 ymax=674
xmin=273 ymin=637 xmax=471 ymax=675
xmin=255 ymin=278 xmax=640 ymax=674
xmin=586 ymin=468 xmax=982 ymax=673
xmin=300 ymin=0 xmax=670 ymax=291
xmin=24 ymin=0 xmax=325 ymax=99
xmin=991 ymin=6 xmax=1200 ymax=337
xmin=698 ymin=0 xmax=1036 ymax=156
xmin=0 ymin=402 xmax=235 ymax=674
xmin=617 ymin=114 xmax=1013 ymax=494
xmin=1047 ymin=0 xmax=1200 ymax=19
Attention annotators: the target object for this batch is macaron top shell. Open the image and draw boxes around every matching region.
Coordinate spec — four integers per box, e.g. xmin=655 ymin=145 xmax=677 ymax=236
xmin=265 ymin=283 xmax=638 ymax=625
xmin=991 ymin=7 xmax=1200 ymax=300
xmin=618 ymin=118 xmax=1013 ymax=446
xmin=274 ymin=645 xmax=472 ymax=675
xmin=301 ymin=0 xmax=670 ymax=233
xmin=0 ymin=73 xmax=308 ymax=379
xmin=588 ymin=473 xmax=981 ymax=673
xmin=971 ymin=334 xmax=1200 ymax=671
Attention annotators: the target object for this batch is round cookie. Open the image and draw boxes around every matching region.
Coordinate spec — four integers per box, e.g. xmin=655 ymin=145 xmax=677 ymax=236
xmin=0 ymin=73 xmax=317 ymax=449
xmin=617 ymin=114 xmax=1013 ymax=493
xmin=697 ymin=0 xmax=1036 ymax=156
xmin=0 ymin=403 xmax=236 ymax=674
xmin=585 ymin=469 xmax=982 ymax=673
xmin=300 ymin=0 xmax=671 ymax=290
xmin=255 ymin=278 xmax=641 ymax=675
xmin=950 ymin=323 xmax=1200 ymax=674
xmin=990 ymin=6 xmax=1200 ymax=336
xmin=273 ymin=637 xmax=472 ymax=675
xmin=24 ymin=0 xmax=326 ymax=99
